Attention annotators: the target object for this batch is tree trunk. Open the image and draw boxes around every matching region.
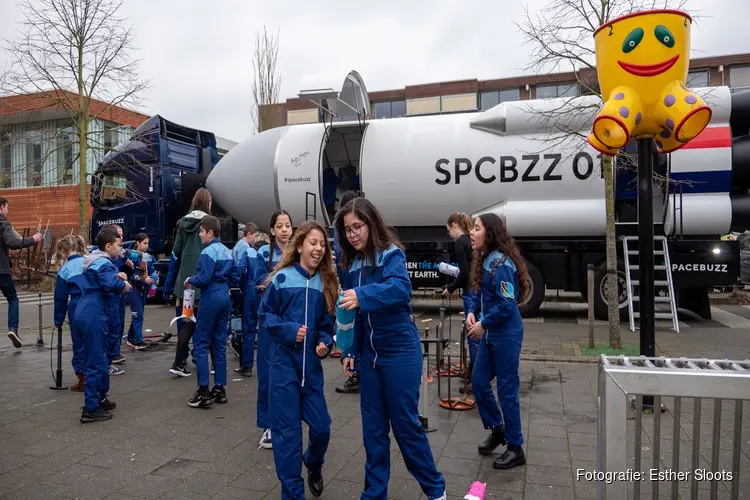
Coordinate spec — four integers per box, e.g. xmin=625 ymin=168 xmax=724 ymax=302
xmin=78 ymin=119 xmax=88 ymax=238
xmin=603 ymin=155 xmax=622 ymax=349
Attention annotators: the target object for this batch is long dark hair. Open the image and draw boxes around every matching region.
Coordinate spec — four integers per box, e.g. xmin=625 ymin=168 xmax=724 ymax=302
xmin=267 ymin=209 xmax=292 ymax=272
xmin=335 ymin=198 xmax=403 ymax=272
xmin=263 ymin=221 xmax=338 ymax=313
xmin=190 ymin=188 xmax=212 ymax=214
xmin=469 ymin=213 xmax=530 ymax=304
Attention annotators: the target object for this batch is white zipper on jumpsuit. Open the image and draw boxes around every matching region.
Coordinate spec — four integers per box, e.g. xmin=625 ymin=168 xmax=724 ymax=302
xmin=360 ymin=266 xmax=377 ymax=368
xmin=302 ymin=278 xmax=309 ymax=388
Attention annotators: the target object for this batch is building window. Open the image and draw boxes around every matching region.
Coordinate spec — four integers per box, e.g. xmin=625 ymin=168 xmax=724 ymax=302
xmin=479 ymin=89 xmax=521 ymax=110
xmin=731 ymin=65 xmax=750 ymax=89
xmin=103 ymin=122 xmax=118 ymax=152
xmin=56 ymin=121 xmax=75 ymax=185
xmin=687 ymin=70 xmax=709 ymax=88
xmin=536 ymin=82 xmax=579 ymax=99
xmin=372 ymin=100 xmax=406 ymax=119
xmin=0 ymin=129 xmax=11 ymax=188
xmin=25 ymin=125 xmax=42 ymax=187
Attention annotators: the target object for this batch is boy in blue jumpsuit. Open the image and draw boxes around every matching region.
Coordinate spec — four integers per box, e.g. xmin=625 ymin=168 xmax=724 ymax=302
xmin=236 ymin=242 xmax=263 ymax=377
xmin=75 ymin=226 xmax=131 ymax=423
xmin=258 ymin=222 xmax=335 ymax=500
xmin=467 ymin=244 xmax=526 ymax=469
xmin=53 ymin=236 xmax=86 ymax=392
xmin=104 ymin=225 xmax=131 ymax=372
xmin=184 ymin=216 xmax=240 ymax=408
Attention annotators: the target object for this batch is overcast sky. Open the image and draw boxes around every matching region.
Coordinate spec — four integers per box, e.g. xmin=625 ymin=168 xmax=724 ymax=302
xmin=1 ymin=0 xmax=748 ymax=144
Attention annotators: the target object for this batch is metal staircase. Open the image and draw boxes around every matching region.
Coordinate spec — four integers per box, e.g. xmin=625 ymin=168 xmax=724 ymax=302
xmin=622 ymin=235 xmax=680 ymax=333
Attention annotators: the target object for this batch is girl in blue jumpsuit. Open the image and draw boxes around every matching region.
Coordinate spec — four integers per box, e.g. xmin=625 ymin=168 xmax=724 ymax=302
xmin=256 ymin=209 xmax=293 ymax=449
xmin=466 ymin=213 xmax=530 ymax=470
xmin=237 ymin=242 xmax=263 ymax=376
xmin=75 ymin=226 xmax=130 ymax=423
xmin=259 ymin=220 xmax=337 ymax=500
xmin=337 ymin=198 xmax=446 ymax=500
xmin=53 ymin=235 xmax=88 ymax=392
xmin=126 ymin=233 xmax=158 ymax=350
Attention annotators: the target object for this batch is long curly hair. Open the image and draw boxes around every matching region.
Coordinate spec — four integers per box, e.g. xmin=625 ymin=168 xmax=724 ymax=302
xmin=334 ymin=197 xmax=403 ymax=272
xmin=55 ymin=234 xmax=87 ymax=268
xmin=263 ymin=220 xmax=338 ymax=313
xmin=469 ymin=213 xmax=530 ymax=304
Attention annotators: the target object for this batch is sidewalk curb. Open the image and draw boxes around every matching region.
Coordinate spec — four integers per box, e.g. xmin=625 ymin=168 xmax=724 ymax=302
xmin=521 ymin=354 xmax=599 ymax=364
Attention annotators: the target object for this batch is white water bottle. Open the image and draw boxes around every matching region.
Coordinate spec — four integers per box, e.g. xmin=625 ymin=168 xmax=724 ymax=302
xmin=439 ymin=262 xmax=460 ymax=277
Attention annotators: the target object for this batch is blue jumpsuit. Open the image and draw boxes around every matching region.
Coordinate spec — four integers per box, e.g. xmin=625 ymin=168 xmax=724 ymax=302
xmin=74 ymin=251 xmax=126 ymax=412
xmin=229 ymin=239 xmax=250 ymax=340
xmin=341 ymin=244 xmax=446 ymax=500
xmin=127 ymin=252 xmax=158 ymax=344
xmin=187 ymin=238 xmax=240 ymax=389
xmin=468 ymin=250 xmax=525 ymax=448
xmin=238 ymin=245 xmax=264 ymax=370
xmin=53 ymin=255 xmax=85 ymax=375
xmin=106 ymin=253 xmax=128 ymax=363
xmin=255 ymin=243 xmax=284 ymax=430
xmin=259 ymin=263 xmax=334 ymax=500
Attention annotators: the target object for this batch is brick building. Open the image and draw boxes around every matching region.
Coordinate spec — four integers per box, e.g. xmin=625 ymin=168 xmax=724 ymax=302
xmin=265 ymin=52 xmax=750 ymax=129
xmin=0 ymin=90 xmax=149 ymax=233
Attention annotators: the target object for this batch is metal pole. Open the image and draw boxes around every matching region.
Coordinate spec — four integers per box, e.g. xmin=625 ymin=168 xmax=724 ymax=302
xmin=35 ymin=292 xmax=44 ymax=348
xmin=50 ymin=326 xmax=68 ymax=390
xmin=588 ymin=264 xmax=595 ymax=349
xmin=637 ymin=138 xmax=655 ymax=410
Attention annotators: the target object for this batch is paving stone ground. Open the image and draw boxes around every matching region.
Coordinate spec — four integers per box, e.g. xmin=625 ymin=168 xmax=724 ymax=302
xmin=0 ymin=301 xmax=748 ymax=499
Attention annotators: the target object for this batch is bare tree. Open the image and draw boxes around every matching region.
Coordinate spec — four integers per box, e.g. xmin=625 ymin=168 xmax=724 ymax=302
xmin=2 ymin=0 xmax=149 ymax=236
xmin=251 ymin=26 xmax=281 ymax=133
xmin=516 ymin=0 xmax=695 ymax=349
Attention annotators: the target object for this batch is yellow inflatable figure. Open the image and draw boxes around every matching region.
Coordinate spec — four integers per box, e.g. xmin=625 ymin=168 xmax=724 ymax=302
xmin=588 ymin=9 xmax=712 ymax=156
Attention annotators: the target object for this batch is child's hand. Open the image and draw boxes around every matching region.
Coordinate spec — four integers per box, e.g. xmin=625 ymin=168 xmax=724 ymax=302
xmin=316 ymin=342 xmax=329 ymax=357
xmin=184 ymin=278 xmax=191 ymax=289
xmin=296 ymin=325 xmax=307 ymax=343
xmin=145 ymin=277 xmax=154 ymax=285
xmin=123 ymin=281 xmax=132 ymax=293
xmin=343 ymin=357 xmax=355 ymax=377
xmin=339 ymin=289 xmax=359 ymax=310
xmin=116 ymin=272 xmax=127 ymax=281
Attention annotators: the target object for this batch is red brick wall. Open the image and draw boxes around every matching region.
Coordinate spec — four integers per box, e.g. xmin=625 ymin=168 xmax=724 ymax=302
xmin=0 ymin=185 xmax=92 ymax=237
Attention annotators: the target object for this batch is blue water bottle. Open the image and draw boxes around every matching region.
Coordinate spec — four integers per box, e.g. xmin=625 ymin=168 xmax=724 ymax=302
xmin=336 ymin=292 xmax=356 ymax=356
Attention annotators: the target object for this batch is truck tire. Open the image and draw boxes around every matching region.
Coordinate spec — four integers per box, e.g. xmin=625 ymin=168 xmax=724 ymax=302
xmin=519 ymin=260 xmax=545 ymax=318
xmin=592 ymin=259 xmax=629 ymax=322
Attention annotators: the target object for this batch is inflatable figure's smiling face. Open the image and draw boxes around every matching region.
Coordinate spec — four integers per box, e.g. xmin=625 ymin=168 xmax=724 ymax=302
xmin=594 ymin=10 xmax=691 ymax=101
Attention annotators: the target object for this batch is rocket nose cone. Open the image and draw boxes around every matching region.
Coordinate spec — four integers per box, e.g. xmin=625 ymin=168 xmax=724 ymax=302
xmin=207 ymin=127 xmax=287 ymax=225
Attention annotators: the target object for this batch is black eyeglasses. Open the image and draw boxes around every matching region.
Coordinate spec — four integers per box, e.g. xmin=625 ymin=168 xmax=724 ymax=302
xmin=344 ymin=223 xmax=366 ymax=237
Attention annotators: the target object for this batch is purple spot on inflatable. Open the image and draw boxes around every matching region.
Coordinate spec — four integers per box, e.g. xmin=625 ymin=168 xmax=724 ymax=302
xmin=664 ymin=95 xmax=676 ymax=107
xmin=660 ymin=128 xmax=671 ymax=139
xmin=655 ymin=139 xmax=663 ymax=149
xmin=614 ymin=93 xmax=625 ymax=100
xmin=619 ymin=106 xmax=629 ymax=119
xmin=685 ymin=94 xmax=697 ymax=105
xmin=666 ymin=118 xmax=674 ymax=130
xmin=635 ymin=113 xmax=642 ymax=125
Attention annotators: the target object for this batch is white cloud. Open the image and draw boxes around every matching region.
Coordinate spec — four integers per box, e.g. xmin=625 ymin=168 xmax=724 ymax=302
xmin=0 ymin=0 xmax=748 ymax=144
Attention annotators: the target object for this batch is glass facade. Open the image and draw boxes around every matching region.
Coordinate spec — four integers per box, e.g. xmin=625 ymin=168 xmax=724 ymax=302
xmin=372 ymin=99 xmax=406 ymax=119
xmin=479 ymin=89 xmax=521 ymax=110
xmin=536 ymin=82 xmax=579 ymax=99
xmin=731 ymin=65 xmax=750 ymax=89
xmin=687 ymin=70 xmax=709 ymax=88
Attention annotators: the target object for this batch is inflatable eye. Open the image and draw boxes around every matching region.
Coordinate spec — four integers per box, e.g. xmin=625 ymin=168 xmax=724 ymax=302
xmin=622 ymin=27 xmax=644 ymax=53
xmin=654 ymin=25 xmax=675 ymax=48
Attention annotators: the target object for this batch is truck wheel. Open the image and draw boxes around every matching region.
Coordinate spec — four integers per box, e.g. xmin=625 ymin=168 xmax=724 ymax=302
xmin=519 ymin=260 xmax=545 ymax=318
xmin=593 ymin=259 xmax=629 ymax=322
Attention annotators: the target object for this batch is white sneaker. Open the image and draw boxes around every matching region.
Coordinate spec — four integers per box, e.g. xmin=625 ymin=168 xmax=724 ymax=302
xmin=258 ymin=428 xmax=273 ymax=450
xmin=109 ymin=365 xmax=125 ymax=376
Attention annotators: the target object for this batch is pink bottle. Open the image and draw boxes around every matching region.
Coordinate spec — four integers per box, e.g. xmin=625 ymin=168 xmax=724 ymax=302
xmin=464 ymin=481 xmax=486 ymax=500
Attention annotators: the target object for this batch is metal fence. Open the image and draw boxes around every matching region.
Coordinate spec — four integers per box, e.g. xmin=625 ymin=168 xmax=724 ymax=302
xmin=597 ymin=355 xmax=750 ymax=500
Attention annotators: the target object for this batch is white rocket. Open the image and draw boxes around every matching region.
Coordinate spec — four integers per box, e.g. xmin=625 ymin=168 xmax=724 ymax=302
xmin=206 ymin=71 xmax=750 ymax=240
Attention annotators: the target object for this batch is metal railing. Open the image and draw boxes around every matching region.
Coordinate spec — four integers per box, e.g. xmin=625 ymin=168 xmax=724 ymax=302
xmin=597 ymin=355 xmax=750 ymax=500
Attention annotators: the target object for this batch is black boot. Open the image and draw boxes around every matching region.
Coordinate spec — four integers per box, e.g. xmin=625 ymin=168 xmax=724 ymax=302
xmin=335 ymin=373 xmax=360 ymax=394
xmin=98 ymin=397 xmax=116 ymax=411
xmin=493 ymin=446 xmax=526 ymax=469
xmin=478 ymin=426 xmax=507 ymax=455
xmin=80 ymin=407 xmax=113 ymax=424
xmin=307 ymin=469 xmax=324 ymax=497
xmin=211 ymin=385 xmax=228 ymax=404
xmin=234 ymin=366 xmax=253 ymax=377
